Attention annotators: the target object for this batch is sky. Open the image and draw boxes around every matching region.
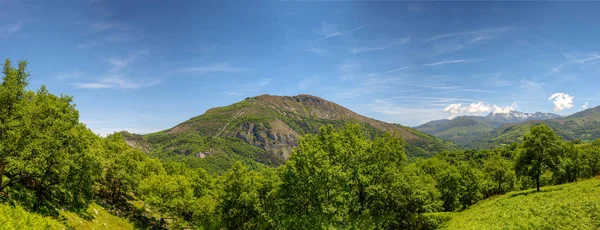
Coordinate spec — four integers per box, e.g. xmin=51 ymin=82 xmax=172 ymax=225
xmin=1 ymin=0 xmax=600 ymax=135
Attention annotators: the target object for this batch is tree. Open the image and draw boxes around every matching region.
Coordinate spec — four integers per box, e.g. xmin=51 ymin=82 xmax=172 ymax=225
xmin=6 ymin=86 xmax=100 ymax=212
xmin=0 ymin=59 xmax=28 ymax=194
xmin=138 ymin=174 xmax=195 ymax=228
xmin=483 ymin=154 xmax=515 ymax=195
xmin=553 ymin=141 xmax=580 ymax=184
xmin=217 ymin=162 xmax=268 ymax=229
xmin=516 ymin=124 xmax=562 ymax=192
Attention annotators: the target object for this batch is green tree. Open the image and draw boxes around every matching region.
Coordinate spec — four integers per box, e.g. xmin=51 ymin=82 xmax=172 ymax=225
xmin=217 ymin=162 xmax=268 ymax=229
xmin=516 ymin=124 xmax=562 ymax=192
xmin=6 ymin=86 xmax=100 ymax=212
xmin=483 ymin=154 xmax=515 ymax=195
xmin=138 ymin=174 xmax=195 ymax=228
xmin=0 ymin=59 xmax=28 ymax=194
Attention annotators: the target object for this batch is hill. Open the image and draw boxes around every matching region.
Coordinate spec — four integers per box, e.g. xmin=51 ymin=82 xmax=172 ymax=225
xmin=442 ymin=177 xmax=600 ymax=229
xmin=415 ymin=108 xmax=600 ymax=149
xmin=128 ymin=94 xmax=457 ymax=171
xmin=470 ymin=106 xmax=600 ymax=148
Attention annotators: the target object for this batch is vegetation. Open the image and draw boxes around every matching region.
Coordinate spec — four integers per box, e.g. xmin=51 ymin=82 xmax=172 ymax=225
xmin=443 ymin=178 xmax=600 ymax=230
xmin=1 ymin=59 xmax=600 ymax=229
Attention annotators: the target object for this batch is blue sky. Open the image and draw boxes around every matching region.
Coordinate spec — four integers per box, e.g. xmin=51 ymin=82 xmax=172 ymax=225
xmin=1 ymin=1 xmax=599 ymax=135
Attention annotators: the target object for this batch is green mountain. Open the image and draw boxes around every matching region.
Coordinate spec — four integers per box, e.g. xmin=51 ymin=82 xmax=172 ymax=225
xmin=442 ymin=178 xmax=600 ymax=229
xmin=414 ymin=116 xmax=497 ymax=146
xmin=416 ymin=108 xmax=600 ymax=149
xmin=126 ymin=94 xmax=457 ymax=170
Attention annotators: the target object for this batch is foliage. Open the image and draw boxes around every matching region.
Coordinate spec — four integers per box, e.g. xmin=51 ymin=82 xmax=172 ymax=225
xmin=443 ymin=178 xmax=600 ymax=230
xmin=516 ymin=124 xmax=563 ymax=191
xmin=0 ymin=203 xmax=64 ymax=230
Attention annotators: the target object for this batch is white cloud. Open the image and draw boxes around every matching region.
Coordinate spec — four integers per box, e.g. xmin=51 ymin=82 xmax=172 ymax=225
xmin=492 ymin=103 xmax=517 ymax=114
xmin=258 ymin=78 xmax=270 ymax=86
xmin=422 ymin=27 xmax=512 ymax=43
xmin=297 ymin=78 xmax=313 ymax=89
xmin=177 ymin=63 xmax=246 ymax=74
xmin=89 ymin=21 xmax=129 ymax=33
xmin=520 ymin=80 xmax=545 ymax=89
xmin=443 ymin=101 xmax=517 ymax=118
xmin=0 ymin=22 xmax=20 ymax=37
xmin=548 ymin=93 xmax=574 ymax=112
xmin=583 ymin=102 xmax=589 ymax=109
xmin=306 ymin=45 xmax=327 ymax=56
xmin=72 ymin=50 xmax=160 ymax=89
xmin=422 ymin=59 xmax=484 ymax=67
xmin=72 ymin=82 xmax=113 ymax=89
xmin=313 ymin=23 xmax=371 ymax=42
xmin=56 ymin=71 xmax=83 ymax=80
xmin=351 ymin=38 xmax=410 ymax=54
xmin=443 ymin=101 xmax=491 ymax=118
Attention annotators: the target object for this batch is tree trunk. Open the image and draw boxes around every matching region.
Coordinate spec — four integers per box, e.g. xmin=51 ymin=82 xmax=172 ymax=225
xmin=498 ymin=174 xmax=502 ymax=194
xmin=0 ymin=164 xmax=4 ymax=192
xmin=34 ymin=186 xmax=43 ymax=212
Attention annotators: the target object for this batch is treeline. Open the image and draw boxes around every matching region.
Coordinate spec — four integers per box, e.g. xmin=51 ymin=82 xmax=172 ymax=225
xmin=2 ymin=59 xmax=600 ymax=229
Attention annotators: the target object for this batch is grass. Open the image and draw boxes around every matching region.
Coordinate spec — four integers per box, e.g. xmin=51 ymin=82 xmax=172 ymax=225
xmin=60 ymin=202 xmax=134 ymax=230
xmin=443 ymin=177 xmax=600 ymax=229
xmin=0 ymin=203 xmax=65 ymax=230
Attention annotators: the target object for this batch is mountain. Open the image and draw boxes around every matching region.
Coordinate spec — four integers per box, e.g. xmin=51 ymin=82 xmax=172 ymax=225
xmin=415 ymin=111 xmax=562 ymax=147
xmin=478 ymin=105 xmax=600 ymax=147
xmin=485 ymin=111 xmax=562 ymax=123
xmin=126 ymin=94 xmax=458 ymax=171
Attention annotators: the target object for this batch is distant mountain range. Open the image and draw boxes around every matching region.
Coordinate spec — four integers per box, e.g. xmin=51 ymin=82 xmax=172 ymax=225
xmin=485 ymin=111 xmax=562 ymax=123
xmin=415 ymin=107 xmax=600 ymax=148
xmin=123 ymin=94 xmax=457 ymax=172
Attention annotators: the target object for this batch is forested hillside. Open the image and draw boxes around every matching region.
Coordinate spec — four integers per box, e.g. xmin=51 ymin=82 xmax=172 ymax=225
xmin=2 ymin=59 xmax=600 ymax=229
xmin=132 ymin=94 xmax=457 ymax=173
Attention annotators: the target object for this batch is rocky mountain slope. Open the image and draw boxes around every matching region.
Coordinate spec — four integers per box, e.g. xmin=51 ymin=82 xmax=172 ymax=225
xmin=126 ymin=94 xmax=458 ymax=170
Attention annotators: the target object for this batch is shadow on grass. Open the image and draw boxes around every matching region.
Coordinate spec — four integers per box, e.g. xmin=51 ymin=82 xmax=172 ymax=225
xmin=508 ymin=189 xmax=552 ymax=198
xmin=95 ymin=195 xmax=165 ymax=230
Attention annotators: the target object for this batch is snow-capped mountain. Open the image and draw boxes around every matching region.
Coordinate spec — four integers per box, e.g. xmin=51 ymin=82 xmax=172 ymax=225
xmin=485 ymin=111 xmax=562 ymax=123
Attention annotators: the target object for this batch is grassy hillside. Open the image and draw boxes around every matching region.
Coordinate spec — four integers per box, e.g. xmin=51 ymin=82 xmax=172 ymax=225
xmin=130 ymin=94 xmax=457 ymax=173
xmin=443 ymin=178 xmax=600 ymax=229
xmin=60 ymin=203 xmax=134 ymax=230
xmin=0 ymin=202 xmax=135 ymax=230
xmin=0 ymin=203 xmax=64 ymax=230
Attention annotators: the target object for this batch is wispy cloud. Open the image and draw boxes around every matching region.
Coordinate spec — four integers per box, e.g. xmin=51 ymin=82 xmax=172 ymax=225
xmin=56 ymin=71 xmax=83 ymax=80
xmin=297 ymin=77 xmax=313 ymax=89
xmin=583 ymin=102 xmax=589 ymax=109
xmin=422 ymin=59 xmax=484 ymax=66
xmin=351 ymin=38 xmax=410 ymax=54
xmin=258 ymin=78 xmax=271 ymax=86
xmin=422 ymin=27 xmax=512 ymax=43
xmin=313 ymin=23 xmax=371 ymax=42
xmin=305 ymin=45 xmax=328 ymax=56
xmin=520 ymin=80 xmax=546 ymax=89
xmin=177 ymin=63 xmax=246 ymax=74
xmin=72 ymin=50 xmax=161 ymax=89
xmin=72 ymin=82 xmax=113 ymax=89
xmin=367 ymin=66 xmax=410 ymax=77
xmin=0 ymin=22 xmax=20 ymax=37
xmin=88 ymin=21 xmax=129 ymax=34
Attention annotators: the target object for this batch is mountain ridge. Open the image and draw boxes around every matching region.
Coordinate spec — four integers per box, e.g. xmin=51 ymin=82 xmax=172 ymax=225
xmin=415 ymin=106 xmax=600 ymax=149
xmin=125 ymin=94 xmax=458 ymax=171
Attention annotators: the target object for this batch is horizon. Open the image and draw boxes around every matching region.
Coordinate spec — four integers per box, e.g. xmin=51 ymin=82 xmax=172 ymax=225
xmin=2 ymin=1 xmax=599 ymax=135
